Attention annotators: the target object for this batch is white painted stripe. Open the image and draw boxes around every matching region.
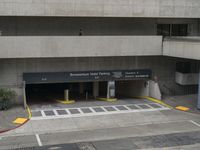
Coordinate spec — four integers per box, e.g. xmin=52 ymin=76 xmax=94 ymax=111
xmin=123 ymin=105 xmax=132 ymax=110
xmin=31 ymin=107 xmax=170 ymax=120
xmin=77 ymin=108 xmax=84 ymax=114
xmin=189 ymin=120 xmax=200 ymax=127
xmin=35 ymin=134 xmax=42 ymax=146
xmin=154 ymin=103 xmax=165 ymax=108
xmin=134 ymin=105 xmax=143 ymax=109
xmin=53 ymin=110 xmax=59 ymax=116
xmin=145 ymin=104 xmax=154 ymax=109
xmin=134 ymin=104 xmax=143 ymax=109
xmin=65 ymin=109 xmax=71 ymax=115
xmin=112 ymin=106 xmax=121 ymax=112
xmin=100 ymin=106 xmax=108 ymax=112
xmin=40 ymin=111 xmax=46 ymax=117
xmin=89 ymin=107 xmax=96 ymax=113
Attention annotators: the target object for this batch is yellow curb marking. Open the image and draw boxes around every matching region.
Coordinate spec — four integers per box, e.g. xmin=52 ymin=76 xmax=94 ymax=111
xmin=12 ymin=104 xmax=31 ymax=125
xmin=97 ymin=97 xmax=117 ymax=102
xmin=136 ymin=96 xmax=174 ymax=109
xmin=26 ymin=105 xmax=32 ymax=119
xmin=176 ymin=106 xmax=190 ymax=111
xmin=56 ymin=100 xmax=75 ymax=104
xmin=13 ymin=118 xmax=28 ymax=124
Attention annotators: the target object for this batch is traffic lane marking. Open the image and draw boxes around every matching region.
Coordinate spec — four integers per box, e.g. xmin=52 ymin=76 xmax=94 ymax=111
xmin=189 ymin=120 xmax=200 ymax=127
xmin=35 ymin=133 xmax=43 ymax=146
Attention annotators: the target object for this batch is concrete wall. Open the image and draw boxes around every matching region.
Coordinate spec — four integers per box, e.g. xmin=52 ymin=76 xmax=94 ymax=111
xmin=0 ymin=36 xmax=162 ymax=58
xmin=116 ymin=80 xmax=149 ymax=97
xmin=163 ymin=37 xmax=200 ymax=60
xmin=175 ymin=72 xmax=199 ymax=85
xmin=0 ymin=56 xmax=197 ymax=104
xmin=149 ymin=80 xmax=162 ymax=100
xmin=0 ymin=17 xmax=198 ymax=36
xmin=0 ymin=0 xmax=200 ymax=18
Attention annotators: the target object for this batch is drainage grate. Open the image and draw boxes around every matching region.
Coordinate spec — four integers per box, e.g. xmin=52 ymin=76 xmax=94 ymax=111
xmin=126 ymin=105 xmax=140 ymax=110
xmin=104 ymin=106 xmax=117 ymax=111
xmin=68 ymin=109 xmax=80 ymax=114
xmin=92 ymin=107 xmax=105 ymax=112
xmin=137 ymin=104 xmax=150 ymax=109
xmin=81 ymin=108 xmax=93 ymax=113
xmin=44 ymin=110 xmax=55 ymax=116
xmin=31 ymin=111 xmax=42 ymax=117
xmin=115 ymin=105 xmax=128 ymax=111
xmin=56 ymin=109 xmax=68 ymax=115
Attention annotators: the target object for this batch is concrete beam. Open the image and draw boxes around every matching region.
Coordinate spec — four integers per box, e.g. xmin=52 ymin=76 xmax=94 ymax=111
xmin=0 ymin=36 xmax=162 ymax=58
xmin=163 ymin=37 xmax=200 ymax=60
xmin=0 ymin=0 xmax=200 ymax=18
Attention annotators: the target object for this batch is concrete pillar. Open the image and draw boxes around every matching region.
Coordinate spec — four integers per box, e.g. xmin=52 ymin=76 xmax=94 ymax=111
xmin=107 ymin=81 xmax=115 ymax=99
xmin=79 ymin=82 xmax=84 ymax=94
xmin=93 ymin=82 xmax=99 ymax=98
xmin=198 ymin=72 xmax=200 ymax=109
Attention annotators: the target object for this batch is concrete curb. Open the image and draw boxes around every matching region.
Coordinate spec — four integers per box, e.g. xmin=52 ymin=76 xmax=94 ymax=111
xmin=0 ymin=119 xmax=29 ymax=134
xmin=96 ymin=97 xmax=117 ymax=102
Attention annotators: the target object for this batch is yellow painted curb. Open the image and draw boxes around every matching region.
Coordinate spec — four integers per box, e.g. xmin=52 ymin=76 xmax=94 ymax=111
xmin=176 ymin=106 xmax=190 ymax=111
xmin=57 ymin=100 xmax=75 ymax=104
xmin=13 ymin=118 xmax=28 ymax=124
xmin=97 ymin=97 xmax=117 ymax=102
xmin=136 ymin=96 xmax=174 ymax=109
xmin=26 ymin=105 xmax=32 ymax=119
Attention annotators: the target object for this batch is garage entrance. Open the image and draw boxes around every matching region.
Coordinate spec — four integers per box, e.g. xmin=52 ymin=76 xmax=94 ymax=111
xmin=26 ymin=82 xmax=95 ymax=104
xmin=23 ymin=70 xmax=152 ymax=106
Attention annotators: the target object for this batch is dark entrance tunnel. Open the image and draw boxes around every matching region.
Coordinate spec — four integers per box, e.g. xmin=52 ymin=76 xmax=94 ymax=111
xmin=25 ymin=80 xmax=149 ymax=104
xmin=26 ymin=82 xmax=95 ymax=104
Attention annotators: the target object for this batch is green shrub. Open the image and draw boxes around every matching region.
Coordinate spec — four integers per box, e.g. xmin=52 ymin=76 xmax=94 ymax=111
xmin=0 ymin=88 xmax=17 ymax=110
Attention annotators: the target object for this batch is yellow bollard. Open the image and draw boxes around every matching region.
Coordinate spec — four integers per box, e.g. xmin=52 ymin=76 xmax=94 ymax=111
xmin=56 ymin=89 xmax=75 ymax=104
xmin=64 ymin=89 xmax=69 ymax=101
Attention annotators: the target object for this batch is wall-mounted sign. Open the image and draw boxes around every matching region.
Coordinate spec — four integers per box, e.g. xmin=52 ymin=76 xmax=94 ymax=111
xmin=23 ymin=69 xmax=151 ymax=84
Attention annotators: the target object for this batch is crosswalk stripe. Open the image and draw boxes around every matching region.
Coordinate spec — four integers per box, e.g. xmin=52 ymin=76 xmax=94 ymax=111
xmin=30 ymin=103 xmax=170 ymax=120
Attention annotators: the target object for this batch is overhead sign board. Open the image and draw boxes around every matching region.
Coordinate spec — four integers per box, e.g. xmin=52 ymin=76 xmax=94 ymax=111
xmin=23 ymin=69 xmax=151 ymax=84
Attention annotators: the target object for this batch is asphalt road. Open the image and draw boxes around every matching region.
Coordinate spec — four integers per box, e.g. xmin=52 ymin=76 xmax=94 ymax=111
xmin=10 ymin=131 xmax=200 ymax=150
